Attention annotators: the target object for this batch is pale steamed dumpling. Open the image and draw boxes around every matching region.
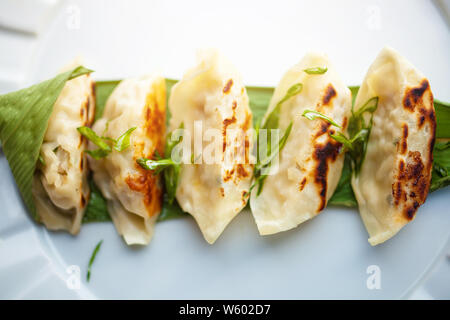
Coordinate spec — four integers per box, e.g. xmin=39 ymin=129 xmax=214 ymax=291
xmin=89 ymin=75 xmax=166 ymax=245
xmin=169 ymin=50 xmax=253 ymax=244
xmin=250 ymin=53 xmax=352 ymax=235
xmin=351 ymin=47 xmax=435 ymax=246
xmin=33 ymin=62 xmax=95 ymax=234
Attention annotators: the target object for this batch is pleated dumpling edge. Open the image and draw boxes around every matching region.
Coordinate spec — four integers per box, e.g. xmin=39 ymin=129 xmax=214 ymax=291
xmin=169 ymin=50 xmax=253 ymax=244
xmin=250 ymin=52 xmax=352 ymax=235
xmin=89 ymin=74 xmax=166 ymax=245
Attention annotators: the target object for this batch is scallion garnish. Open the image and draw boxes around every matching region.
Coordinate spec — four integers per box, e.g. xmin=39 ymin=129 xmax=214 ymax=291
xmin=137 ymin=123 xmax=184 ymax=204
xmin=38 ymin=154 xmax=45 ymax=166
xmin=301 ymin=96 xmax=379 ymax=174
xmin=87 ymin=240 xmax=103 ymax=282
xmin=77 ymin=125 xmax=137 ymax=159
xmin=113 ymin=127 xmax=136 ymax=152
xmin=252 ymin=83 xmax=303 ymax=195
xmin=302 ymin=109 xmax=342 ymax=128
xmin=304 ymin=67 xmax=328 ymax=75
xmin=431 ymin=141 xmax=450 ymax=192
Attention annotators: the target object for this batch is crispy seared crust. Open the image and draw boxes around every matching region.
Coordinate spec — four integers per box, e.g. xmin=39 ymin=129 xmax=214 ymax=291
xmin=351 ymin=47 xmax=436 ymax=246
xmin=126 ymin=81 xmax=166 ymax=219
xmin=393 ymin=79 xmax=435 ymax=222
xmin=250 ymin=53 xmax=352 ymax=235
xmin=89 ymin=75 xmax=166 ymax=245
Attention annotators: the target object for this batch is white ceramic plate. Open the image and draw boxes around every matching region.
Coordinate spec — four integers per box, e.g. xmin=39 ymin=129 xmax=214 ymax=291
xmin=0 ymin=0 xmax=449 ymax=299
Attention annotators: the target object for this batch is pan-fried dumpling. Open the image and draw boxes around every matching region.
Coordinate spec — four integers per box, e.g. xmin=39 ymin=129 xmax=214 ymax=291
xmin=169 ymin=50 xmax=253 ymax=244
xmin=89 ymin=75 xmax=165 ymax=245
xmin=250 ymin=53 xmax=352 ymax=235
xmin=33 ymin=63 xmax=95 ymax=234
xmin=351 ymin=47 xmax=435 ymax=246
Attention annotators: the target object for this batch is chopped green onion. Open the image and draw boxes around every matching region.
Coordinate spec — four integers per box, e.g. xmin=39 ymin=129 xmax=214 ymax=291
xmin=301 ymin=97 xmax=378 ymax=175
xmin=38 ymin=154 xmax=45 ymax=166
xmin=329 ymin=132 xmax=354 ymax=151
xmin=302 ymin=109 xmax=342 ymax=128
xmin=137 ymin=158 xmax=176 ymax=174
xmin=87 ymin=240 xmax=103 ymax=282
xmin=77 ymin=126 xmax=111 ymax=151
xmin=251 ymin=83 xmax=303 ymax=196
xmin=113 ymin=127 xmax=136 ymax=152
xmin=77 ymin=125 xmax=136 ymax=159
xmin=263 ymin=83 xmax=303 ymax=131
xmin=253 ymin=122 xmax=293 ymax=196
xmin=304 ymin=67 xmax=328 ymax=75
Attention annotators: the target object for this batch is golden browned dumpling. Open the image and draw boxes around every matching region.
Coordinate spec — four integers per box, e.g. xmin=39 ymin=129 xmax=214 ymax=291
xmin=169 ymin=50 xmax=253 ymax=244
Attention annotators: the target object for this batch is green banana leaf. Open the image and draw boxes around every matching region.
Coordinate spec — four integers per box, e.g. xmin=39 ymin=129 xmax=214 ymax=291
xmin=86 ymin=81 xmax=450 ymax=221
xmin=1 ymin=74 xmax=448 ymax=223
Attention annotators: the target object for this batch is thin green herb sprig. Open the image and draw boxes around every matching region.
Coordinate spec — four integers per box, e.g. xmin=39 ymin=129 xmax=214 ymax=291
xmin=302 ymin=96 xmax=378 ymax=175
xmin=431 ymin=141 xmax=450 ymax=192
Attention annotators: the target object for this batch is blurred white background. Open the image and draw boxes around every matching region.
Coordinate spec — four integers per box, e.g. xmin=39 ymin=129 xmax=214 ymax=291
xmin=1 ymin=0 xmax=449 ymax=99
